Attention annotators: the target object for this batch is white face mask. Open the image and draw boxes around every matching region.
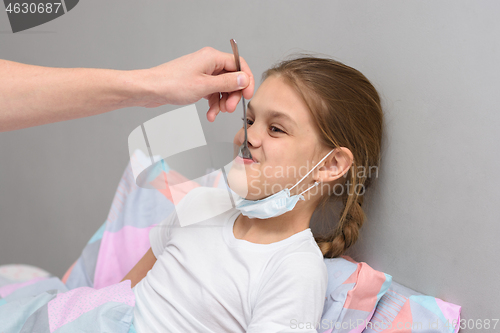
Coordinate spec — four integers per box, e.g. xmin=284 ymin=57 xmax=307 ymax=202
xmin=230 ymin=149 xmax=335 ymax=219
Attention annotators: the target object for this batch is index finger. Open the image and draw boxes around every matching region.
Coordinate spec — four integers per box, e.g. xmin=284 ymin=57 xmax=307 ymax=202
xmin=237 ymin=55 xmax=255 ymax=100
xmin=206 ymin=48 xmax=255 ymax=100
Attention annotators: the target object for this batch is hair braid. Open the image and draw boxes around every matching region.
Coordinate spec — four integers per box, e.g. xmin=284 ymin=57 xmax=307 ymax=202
xmin=316 ymin=168 xmax=367 ymax=258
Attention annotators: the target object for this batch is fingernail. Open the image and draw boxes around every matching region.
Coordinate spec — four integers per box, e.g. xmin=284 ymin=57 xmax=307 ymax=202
xmin=237 ymin=74 xmax=248 ymax=88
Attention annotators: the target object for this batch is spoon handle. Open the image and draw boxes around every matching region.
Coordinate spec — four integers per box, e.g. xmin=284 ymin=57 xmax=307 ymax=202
xmin=230 ymin=39 xmax=252 ymax=160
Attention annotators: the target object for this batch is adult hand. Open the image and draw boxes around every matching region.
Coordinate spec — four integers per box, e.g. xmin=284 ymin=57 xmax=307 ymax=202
xmin=136 ymin=47 xmax=255 ymax=122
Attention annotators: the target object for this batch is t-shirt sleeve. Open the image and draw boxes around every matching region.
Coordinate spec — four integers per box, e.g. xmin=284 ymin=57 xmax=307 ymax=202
xmin=149 ymin=209 xmax=179 ymax=259
xmin=247 ymin=252 xmax=328 ymax=333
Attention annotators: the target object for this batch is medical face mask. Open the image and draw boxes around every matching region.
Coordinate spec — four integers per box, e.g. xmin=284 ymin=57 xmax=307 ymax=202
xmin=231 ymin=149 xmax=335 ymax=219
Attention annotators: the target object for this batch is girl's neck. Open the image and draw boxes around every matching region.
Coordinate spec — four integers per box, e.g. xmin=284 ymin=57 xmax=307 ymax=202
xmin=232 ymin=202 xmax=315 ymax=244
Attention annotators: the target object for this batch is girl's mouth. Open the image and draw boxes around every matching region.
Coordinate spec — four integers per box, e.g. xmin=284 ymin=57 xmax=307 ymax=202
xmin=234 ymin=156 xmax=256 ymax=165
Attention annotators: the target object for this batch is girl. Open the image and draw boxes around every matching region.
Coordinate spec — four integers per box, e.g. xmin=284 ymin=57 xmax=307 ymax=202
xmin=123 ymin=55 xmax=384 ymax=332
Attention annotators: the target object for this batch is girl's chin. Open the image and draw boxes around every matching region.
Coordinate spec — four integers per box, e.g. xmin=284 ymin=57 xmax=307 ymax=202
xmin=227 ymin=180 xmax=266 ymax=200
xmin=226 ymin=173 xmax=249 ymax=198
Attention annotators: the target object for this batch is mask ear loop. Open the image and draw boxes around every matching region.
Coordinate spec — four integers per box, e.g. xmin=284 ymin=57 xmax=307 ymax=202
xmin=298 ymin=181 xmax=320 ymax=196
xmin=289 ymin=149 xmax=335 ymax=194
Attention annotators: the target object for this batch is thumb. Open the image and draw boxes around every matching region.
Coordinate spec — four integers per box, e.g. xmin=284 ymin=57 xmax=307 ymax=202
xmin=205 ymin=72 xmax=249 ymax=94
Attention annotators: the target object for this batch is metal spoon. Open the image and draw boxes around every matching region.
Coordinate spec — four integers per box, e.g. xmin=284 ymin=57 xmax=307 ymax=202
xmin=230 ymin=39 xmax=253 ymax=161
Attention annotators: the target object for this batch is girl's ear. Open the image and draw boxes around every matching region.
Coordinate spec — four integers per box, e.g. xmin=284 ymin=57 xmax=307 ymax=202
xmin=316 ymin=147 xmax=353 ymax=182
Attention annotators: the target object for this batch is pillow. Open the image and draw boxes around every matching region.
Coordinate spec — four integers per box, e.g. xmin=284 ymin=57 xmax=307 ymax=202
xmin=319 ymin=256 xmax=392 ymax=333
xmin=319 ymin=256 xmax=462 ymax=333
xmin=363 ymin=281 xmax=461 ymax=333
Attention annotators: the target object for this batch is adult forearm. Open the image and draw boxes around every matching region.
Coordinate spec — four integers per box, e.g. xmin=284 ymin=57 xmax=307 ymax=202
xmin=0 ymin=59 xmax=150 ymax=132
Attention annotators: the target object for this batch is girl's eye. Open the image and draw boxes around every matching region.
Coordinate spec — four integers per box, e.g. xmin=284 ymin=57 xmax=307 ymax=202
xmin=270 ymin=126 xmax=285 ymax=134
xmin=241 ymin=117 xmax=253 ymax=125
xmin=241 ymin=118 xmax=286 ymax=134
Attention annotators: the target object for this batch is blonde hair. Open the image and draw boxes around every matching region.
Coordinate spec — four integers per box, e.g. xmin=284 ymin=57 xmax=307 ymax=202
xmin=262 ymin=55 xmax=384 ymax=258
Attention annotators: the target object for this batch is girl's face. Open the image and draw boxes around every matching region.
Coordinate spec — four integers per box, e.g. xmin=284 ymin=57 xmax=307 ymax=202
xmin=228 ymin=75 xmax=327 ymax=200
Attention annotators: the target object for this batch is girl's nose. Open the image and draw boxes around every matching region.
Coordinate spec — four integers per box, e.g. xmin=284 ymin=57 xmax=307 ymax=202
xmin=239 ymin=124 xmax=259 ymax=149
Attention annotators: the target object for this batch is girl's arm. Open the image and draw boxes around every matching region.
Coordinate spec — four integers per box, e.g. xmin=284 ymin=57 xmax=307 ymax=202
xmin=121 ymin=247 xmax=157 ymax=288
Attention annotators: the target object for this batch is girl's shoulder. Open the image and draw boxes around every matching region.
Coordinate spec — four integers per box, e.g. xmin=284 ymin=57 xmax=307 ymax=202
xmin=259 ymin=250 xmax=327 ymax=291
xmin=263 ymin=238 xmax=326 ymax=280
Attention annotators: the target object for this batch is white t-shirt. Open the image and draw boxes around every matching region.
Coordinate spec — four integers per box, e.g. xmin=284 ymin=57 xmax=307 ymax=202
xmin=132 ymin=187 xmax=327 ymax=333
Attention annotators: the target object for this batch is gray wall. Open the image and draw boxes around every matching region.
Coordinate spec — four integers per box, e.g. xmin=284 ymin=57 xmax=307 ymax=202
xmin=1 ymin=1 xmax=498 ymax=330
